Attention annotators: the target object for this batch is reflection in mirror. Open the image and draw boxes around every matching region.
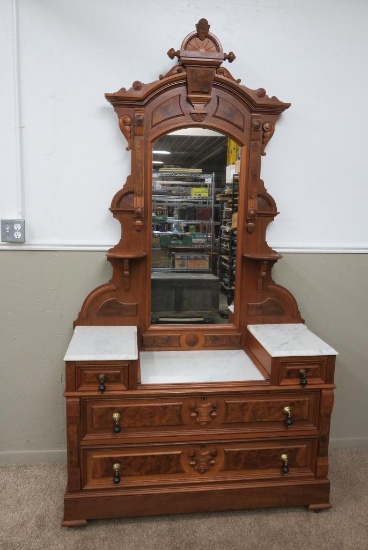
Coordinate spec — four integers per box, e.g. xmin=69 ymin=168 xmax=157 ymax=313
xmin=150 ymin=128 xmax=240 ymax=326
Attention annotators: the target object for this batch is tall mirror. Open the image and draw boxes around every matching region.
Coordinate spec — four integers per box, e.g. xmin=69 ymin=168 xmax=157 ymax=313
xmin=151 ymin=128 xmax=241 ymax=325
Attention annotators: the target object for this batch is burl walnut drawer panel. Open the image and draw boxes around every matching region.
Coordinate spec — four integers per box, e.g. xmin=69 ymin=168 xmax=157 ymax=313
xmin=81 ymin=392 xmax=319 ymax=439
xmin=82 ymin=438 xmax=317 ymax=490
xmin=75 ymin=362 xmax=129 ymax=392
xmin=278 ymin=358 xmax=327 ymax=386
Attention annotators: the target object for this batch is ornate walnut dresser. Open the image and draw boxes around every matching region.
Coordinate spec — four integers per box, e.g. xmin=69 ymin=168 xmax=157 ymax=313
xmin=62 ymin=19 xmax=337 ymax=526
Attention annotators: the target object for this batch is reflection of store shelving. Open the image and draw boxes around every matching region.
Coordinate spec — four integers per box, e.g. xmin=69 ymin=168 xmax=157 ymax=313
xmin=151 ymin=171 xmax=215 ymax=272
xmin=217 ymin=174 xmax=239 ymax=303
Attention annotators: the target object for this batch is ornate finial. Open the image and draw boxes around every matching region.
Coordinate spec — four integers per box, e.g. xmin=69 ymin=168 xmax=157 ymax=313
xmin=167 ymin=47 xmax=180 ymax=60
xmin=196 ymin=18 xmax=210 ymax=41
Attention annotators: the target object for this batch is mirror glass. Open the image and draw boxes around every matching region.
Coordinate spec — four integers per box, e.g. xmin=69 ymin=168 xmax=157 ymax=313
xmin=151 ymin=128 xmax=240 ymax=325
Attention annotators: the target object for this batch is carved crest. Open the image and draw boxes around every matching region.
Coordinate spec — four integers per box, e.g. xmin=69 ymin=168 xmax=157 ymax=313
xmin=168 ymin=19 xmax=235 ymax=121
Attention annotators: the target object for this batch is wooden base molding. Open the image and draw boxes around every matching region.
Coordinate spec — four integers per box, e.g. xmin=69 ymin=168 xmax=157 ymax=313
xmin=63 ymin=479 xmax=331 ymax=524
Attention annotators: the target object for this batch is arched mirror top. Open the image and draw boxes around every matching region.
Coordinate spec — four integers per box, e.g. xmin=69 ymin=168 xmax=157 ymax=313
xmin=75 ymin=19 xmax=302 ymax=351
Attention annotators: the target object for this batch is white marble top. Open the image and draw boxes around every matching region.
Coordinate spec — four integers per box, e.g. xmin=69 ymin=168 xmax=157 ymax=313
xmin=247 ymin=324 xmax=338 ymax=357
xmin=64 ymin=326 xmax=138 ymax=361
xmin=140 ymin=349 xmax=265 ymax=384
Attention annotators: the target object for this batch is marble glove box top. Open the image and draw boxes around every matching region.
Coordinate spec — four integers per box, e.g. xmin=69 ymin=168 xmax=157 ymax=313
xmin=64 ymin=325 xmax=138 ymax=361
xmin=248 ymin=323 xmax=338 ymax=357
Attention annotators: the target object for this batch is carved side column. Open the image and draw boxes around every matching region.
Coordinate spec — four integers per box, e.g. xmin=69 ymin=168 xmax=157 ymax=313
xmin=316 ymin=389 xmax=334 ymax=478
xmin=65 ymin=398 xmax=81 ymax=491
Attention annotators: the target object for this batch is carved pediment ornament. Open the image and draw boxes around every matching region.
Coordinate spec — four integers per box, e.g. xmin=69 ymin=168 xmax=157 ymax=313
xmin=168 ymin=18 xmax=236 ymax=121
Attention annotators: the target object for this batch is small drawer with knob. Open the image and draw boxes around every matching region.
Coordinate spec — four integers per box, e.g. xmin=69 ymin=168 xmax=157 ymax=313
xmin=278 ymin=358 xmax=327 ymax=386
xmin=71 ymin=361 xmax=129 ymax=392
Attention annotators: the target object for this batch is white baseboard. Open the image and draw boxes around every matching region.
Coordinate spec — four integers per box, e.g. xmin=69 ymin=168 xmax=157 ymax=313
xmin=0 ymin=449 xmax=67 ymax=465
xmin=1 ymin=243 xmax=368 ymax=253
xmin=0 ymin=439 xmax=367 ymax=465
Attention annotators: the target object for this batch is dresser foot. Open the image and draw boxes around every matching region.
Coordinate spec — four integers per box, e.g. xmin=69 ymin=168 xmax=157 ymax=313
xmin=308 ymin=503 xmax=332 ymax=513
xmin=62 ymin=519 xmax=88 ymax=527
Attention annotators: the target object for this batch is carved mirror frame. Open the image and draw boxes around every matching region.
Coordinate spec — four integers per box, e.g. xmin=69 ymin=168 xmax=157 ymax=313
xmin=75 ymin=19 xmax=302 ymax=352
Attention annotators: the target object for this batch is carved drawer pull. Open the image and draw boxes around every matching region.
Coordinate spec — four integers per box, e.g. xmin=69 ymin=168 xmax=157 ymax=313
xmin=281 ymin=453 xmax=289 ymax=474
xmin=112 ymin=463 xmax=121 ymax=484
xmin=188 ymin=447 xmax=217 ymax=474
xmin=98 ymin=373 xmax=106 ymax=393
xmin=112 ymin=412 xmax=122 ymax=434
xmin=300 ymin=369 xmax=308 ymax=387
xmin=189 ymin=399 xmax=218 ymax=427
xmin=283 ymin=405 xmax=293 ymax=427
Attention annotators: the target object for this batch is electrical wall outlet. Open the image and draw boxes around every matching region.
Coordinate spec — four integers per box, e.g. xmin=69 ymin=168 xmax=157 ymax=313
xmin=1 ymin=219 xmax=26 ymax=243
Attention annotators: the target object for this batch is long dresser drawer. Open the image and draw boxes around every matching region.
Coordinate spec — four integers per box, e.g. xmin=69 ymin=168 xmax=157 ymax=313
xmin=81 ymin=391 xmax=319 ymax=440
xmin=82 ymin=438 xmax=317 ymax=490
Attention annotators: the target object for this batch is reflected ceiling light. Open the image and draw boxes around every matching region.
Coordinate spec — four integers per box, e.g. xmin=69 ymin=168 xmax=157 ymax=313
xmin=152 ymin=160 xmax=164 ymax=164
xmin=153 ymin=150 xmax=171 ymax=154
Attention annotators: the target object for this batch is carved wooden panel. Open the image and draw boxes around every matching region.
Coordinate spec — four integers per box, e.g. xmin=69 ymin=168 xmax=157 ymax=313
xmin=223 ymin=393 xmax=318 ymax=429
xmin=221 ymin=439 xmax=316 ymax=477
xmin=142 ymin=332 xmax=242 ymax=350
xmin=142 ymin=334 xmax=182 ymax=350
xmin=97 ymin=299 xmax=137 ymax=318
xmin=84 ymin=447 xmax=185 ymax=489
xmin=203 ymin=333 xmax=242 ymax=348
xmin=213 ymin=96 xmax=245 ymax=131
xmin=83 ymin=398 xmax=184 ymax=437
xmin=151 ymin=94 xmax=184 ymax=127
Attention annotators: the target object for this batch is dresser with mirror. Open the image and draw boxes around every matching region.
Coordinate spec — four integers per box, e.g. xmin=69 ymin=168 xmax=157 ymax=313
xmin=62 ymin=19 xmax=337 ymax=526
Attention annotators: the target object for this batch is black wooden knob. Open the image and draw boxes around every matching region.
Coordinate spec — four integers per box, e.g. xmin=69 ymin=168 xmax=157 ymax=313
xmin=281 ymin=453 xmax=289 ymax=474
xmin=98 ymin=373 xmax=106 ymax=393
xmin=113 ymin=463 xmax=121 ymax=484
xmin=283 ymin=406 xmax=293 ymax=427
xmin=300 ymin=369 xmax=308 ymax=387
xmin=112 ymin=412 xmax=122 ymax=434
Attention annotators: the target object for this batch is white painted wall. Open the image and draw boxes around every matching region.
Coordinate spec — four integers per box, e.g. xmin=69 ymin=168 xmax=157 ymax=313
xmin=1 ymin=0 xmax=368 ymax=251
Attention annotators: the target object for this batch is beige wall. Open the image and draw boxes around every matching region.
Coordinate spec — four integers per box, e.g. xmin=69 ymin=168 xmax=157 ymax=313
xmin=0 ymin=251 xmax=367 ymax=464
